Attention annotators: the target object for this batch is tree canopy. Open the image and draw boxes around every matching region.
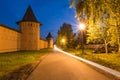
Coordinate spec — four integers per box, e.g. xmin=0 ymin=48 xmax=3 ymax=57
xmin=71 ymin=0 xmax=120 ymax=53
xmin=56 ymin=23 xmax=76 ymax=48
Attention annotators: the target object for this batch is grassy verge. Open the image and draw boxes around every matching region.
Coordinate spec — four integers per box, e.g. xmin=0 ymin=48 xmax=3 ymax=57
xmin=64 ymin=48 xmax=120 ymax=72
xmin=0 ymin=48 xmax=52 ymax=79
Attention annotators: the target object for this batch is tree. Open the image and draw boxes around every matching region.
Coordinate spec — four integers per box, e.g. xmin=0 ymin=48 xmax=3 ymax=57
xmin=56 ymin=23 xmax=76 ymax=48
xmin=87 ymin=20 xmax=113 ymax=54
xmin=70 ymin=0 xmax=120 ymax=53
xmin=107 ymin=0 xmax=120 ymax=52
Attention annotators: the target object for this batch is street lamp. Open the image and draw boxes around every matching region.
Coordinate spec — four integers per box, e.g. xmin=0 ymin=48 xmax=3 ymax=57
xmin=61 ymin=38 xmax=65 ymax=48
xmin=78 ymin=23 xmax=85 ymax=54
xmin=78 ymin=24 xmax=85 ymax=30
xmin=61 ymin=39 xmax=65 ymax=43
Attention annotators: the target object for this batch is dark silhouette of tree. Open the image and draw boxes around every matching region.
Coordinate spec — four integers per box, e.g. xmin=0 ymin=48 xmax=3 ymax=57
xmin=56 ymin=23 xmax=76 ymax=48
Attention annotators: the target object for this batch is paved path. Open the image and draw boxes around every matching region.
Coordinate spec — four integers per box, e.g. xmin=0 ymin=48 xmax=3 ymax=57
xmin=27 ymin=51 xmax=112 ymax=80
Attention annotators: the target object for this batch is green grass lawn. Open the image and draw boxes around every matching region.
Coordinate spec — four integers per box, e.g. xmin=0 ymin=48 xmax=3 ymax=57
xmin=0 ymin=48 xmax=52 ymax=78
xmin=64 ymin=48 xmax=120 ymax=72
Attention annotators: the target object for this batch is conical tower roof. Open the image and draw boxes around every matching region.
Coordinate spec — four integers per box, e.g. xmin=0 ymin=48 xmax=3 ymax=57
xmin=22 ymin=6 xmax=38 ymax=22
xmin=17 ymin=6 xmax=40 ymax=24
xmin=46 ymin=32 xmax=53 ymax=39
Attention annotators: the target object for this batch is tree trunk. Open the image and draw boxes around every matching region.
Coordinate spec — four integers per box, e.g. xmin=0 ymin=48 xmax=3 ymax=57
xmin=117 ymin=18 xmax=120 ymax=53
xmin=118 ymin=43 xmax=120 ymax=53
xmin=117 ymin=32 xmax=120 ymax=53
xmin=104 ymin=40 xmax=108 ymax=54
xmin=118 ymin=47 xmax=120 ymax=53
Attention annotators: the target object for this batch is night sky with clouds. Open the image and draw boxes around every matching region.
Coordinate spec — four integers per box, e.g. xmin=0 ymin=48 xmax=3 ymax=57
xmin=0 ymin=0 xmax=77 ymax=39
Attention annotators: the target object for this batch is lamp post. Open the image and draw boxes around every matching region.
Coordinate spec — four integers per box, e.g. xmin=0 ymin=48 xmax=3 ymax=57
xmin=78 ymin=23 xmax=85 ymax=54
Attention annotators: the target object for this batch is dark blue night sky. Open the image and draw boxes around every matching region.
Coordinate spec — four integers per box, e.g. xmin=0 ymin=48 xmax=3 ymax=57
xmin=0 ymin=0 xmax=77 ymax=39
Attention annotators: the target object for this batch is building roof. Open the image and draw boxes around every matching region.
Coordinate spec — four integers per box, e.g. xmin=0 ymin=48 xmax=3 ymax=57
xmin=46 ymin=32 xmax=53 ymax=39
xmin=22 ymin=6 xmax=38 ymax=22
xmin=17 ymin=6 xmax=41 ymax=24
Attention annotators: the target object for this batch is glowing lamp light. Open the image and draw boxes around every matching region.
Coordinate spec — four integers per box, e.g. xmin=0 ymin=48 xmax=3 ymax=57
xmin=61 ymin=39 xmax=65 ymax=43
xmin=78 ymin=23 xmax=85 ymax=30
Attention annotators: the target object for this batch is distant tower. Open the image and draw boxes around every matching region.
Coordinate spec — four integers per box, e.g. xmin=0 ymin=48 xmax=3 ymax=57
xmin=17 ymin=6 xmax=41 ymax=50
xmin=46 ymin=32 xmax=53 ymax=48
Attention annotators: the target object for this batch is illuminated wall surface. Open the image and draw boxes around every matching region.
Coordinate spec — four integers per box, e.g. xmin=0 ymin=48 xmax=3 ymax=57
xmin=19 ymin=22 xmax=40 ymax=50
xmin=0 ymin=6 xmax=53 ymax=53
xmin=39 ymin=39 xmax=48 ymax=49
xmin=0 ymin=25 xmax=50 ymax=53
xmin=48 ymin=38 xmax=53 ymax=48
xmin=0 ymin=25 xmax=21 ymax=52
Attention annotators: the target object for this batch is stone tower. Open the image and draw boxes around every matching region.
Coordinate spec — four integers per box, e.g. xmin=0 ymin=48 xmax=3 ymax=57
xmin=17 ymin=6 xmax=41 ymax=50
xmin=46 ymin=32 xmax=53 ymax=48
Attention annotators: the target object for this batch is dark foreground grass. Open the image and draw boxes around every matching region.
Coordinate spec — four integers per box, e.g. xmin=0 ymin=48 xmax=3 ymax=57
xmin=64 ymin=48 xmax=120 ymax=72
xmin=0 ymin=48 xmax=52 ymax=79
